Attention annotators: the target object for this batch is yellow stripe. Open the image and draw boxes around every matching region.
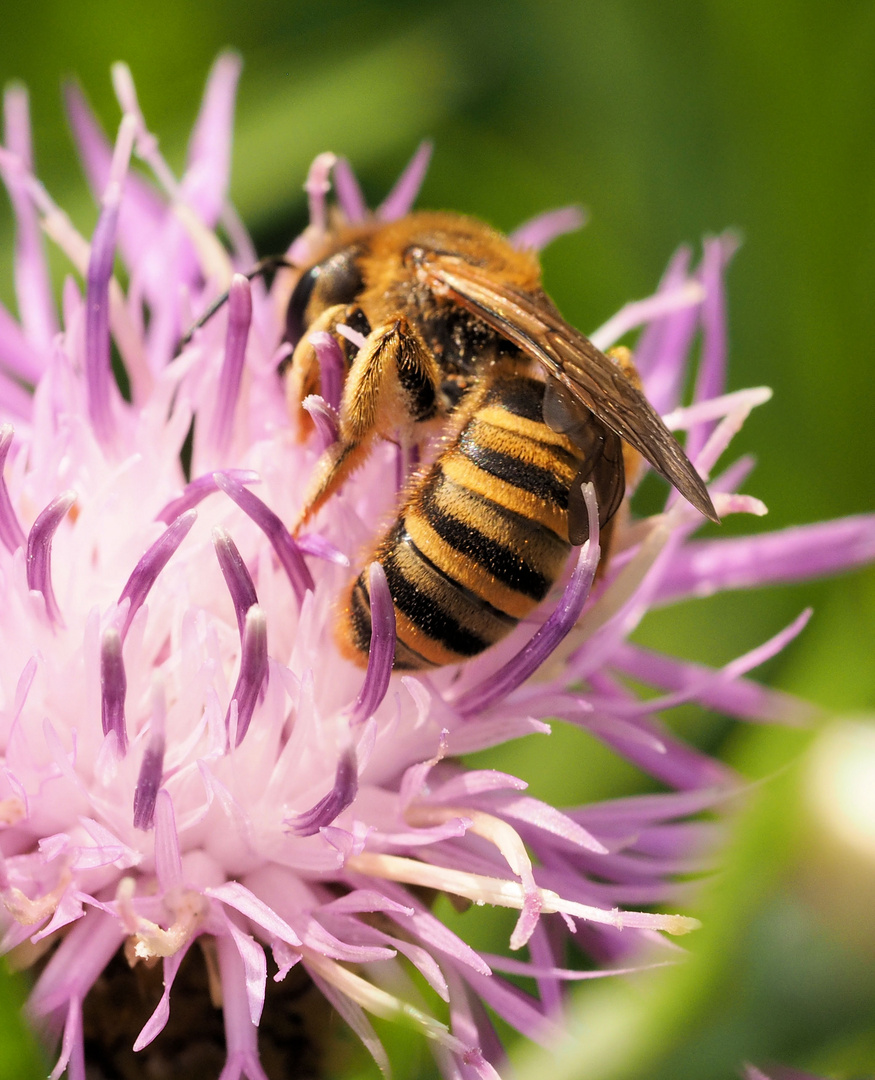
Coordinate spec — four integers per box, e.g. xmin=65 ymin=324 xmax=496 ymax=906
xmin=388 ymin=543 xmax=513 ymax=643
xmin=474 ymin=405 xmax=577 ymax=448
xmin=466 ymin=419 xmax=581 ymax=480
xmin=438 ymin=455 xmax=572 ymax=547
xmin=404 ymin=512 xmax=537 ymax=620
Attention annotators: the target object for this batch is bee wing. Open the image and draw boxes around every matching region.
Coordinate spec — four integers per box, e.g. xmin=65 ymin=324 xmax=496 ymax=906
xmin=565 ymin=429 xmax=626 ymax=543
xmin=549 ymin=385 xmax=626 ymax=539
xmin=419 ymin=254 xmax=718 ymax=523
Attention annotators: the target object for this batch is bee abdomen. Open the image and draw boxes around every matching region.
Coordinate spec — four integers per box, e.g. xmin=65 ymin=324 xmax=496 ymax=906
xmin=340 ymin=373 xmax=591 ymax=670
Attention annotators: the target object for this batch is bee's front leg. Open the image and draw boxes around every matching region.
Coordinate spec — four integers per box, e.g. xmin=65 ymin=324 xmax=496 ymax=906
xmin=292 ymin=316 xmax=441 ymax=531
xmin=284 ymin=303 xmax=368 ymax=436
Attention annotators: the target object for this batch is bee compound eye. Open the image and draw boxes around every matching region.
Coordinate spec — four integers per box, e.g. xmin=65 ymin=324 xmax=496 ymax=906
xmin=284 ymin=248 xmax=364 ymax=349
xmin=285 ymin=265 xmax=319 ymax=349
xmin=317 ymin=249 xmax=364 ymax=307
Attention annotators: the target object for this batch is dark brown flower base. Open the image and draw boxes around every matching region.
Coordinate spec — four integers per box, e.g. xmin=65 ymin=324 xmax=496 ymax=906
xmin=78 ymin=941 xmax=333 ymax=1079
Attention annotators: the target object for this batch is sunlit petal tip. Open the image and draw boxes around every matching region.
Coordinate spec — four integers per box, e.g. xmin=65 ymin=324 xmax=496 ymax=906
xmin=226 ymin=605 xmax=268 ymax=747
xmin=213 ymin=526 xmax=258 ymax=633
xmin=26 ymin=490 xmax=76 ymax=625
xmin=307 ymin=329 xmax=346 ymax=413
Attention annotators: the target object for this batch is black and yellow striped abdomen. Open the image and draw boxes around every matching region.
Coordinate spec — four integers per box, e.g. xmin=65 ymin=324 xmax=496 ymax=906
xmin=339 ymin=367 xmax=611 ymax=670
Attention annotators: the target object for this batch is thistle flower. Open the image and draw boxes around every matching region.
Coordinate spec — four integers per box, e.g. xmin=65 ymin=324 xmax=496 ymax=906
xmin=1 ymin=56 xmax=874 ymax=1080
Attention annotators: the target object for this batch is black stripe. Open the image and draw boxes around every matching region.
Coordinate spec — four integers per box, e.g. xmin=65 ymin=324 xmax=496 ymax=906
xmin=382 ymin=550 xmax=489 ymax=658
xmin=420 ymin=474 xmax=553 ymax=601
xmin=482 ymin=375 xmax=546 ymax=421
xmin=472 ymin=409 xmax=583 ymax=473
xmin=458 ymin=429 xmax=572 ymax=507
xmin=392 ymin=637 xmax=435 ymax=670
xmin=349 ymin=574 xmax=438 ymax=669
xmin=393 ymin=524 xmax=517 ymax=627
xmin=348 ymin=576 xmax=373 ymax=652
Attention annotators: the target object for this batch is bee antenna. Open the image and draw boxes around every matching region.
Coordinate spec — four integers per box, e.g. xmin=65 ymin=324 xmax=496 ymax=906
xmin=180 ymin=255 xmax=296 ymax=346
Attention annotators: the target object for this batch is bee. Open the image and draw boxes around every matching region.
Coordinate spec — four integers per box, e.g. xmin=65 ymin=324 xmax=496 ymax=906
xmin=283 ymin=212 xmax=717 ymax=670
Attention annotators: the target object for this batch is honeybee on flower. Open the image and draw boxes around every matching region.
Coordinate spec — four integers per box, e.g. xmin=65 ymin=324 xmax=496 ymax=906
xmin=0 ymin=55 xmax=873 ymax=1080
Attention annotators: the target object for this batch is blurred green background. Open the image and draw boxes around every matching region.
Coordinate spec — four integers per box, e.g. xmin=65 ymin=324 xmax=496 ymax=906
xmin=1 ymin=2 xmax=873 ymax=1078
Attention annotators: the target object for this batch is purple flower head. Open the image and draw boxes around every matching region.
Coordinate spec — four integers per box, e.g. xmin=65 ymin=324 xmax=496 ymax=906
xmin=1 ymin=57 xmax=874 ymax=1080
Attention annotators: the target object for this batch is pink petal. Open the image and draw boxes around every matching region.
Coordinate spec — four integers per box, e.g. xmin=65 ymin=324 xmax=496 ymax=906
xmin=332 ymin=157 xmax=369 ymax=223
xmin=509 ymin=205 xmax=586 ymax=251
xmin=656 ymin=514 xmax=875 ymax=604
xmin=133 ymin=948 xmax=188 ymax=1050
xmin=182 ymin=52 xmax=242 ymax=226
xmin=377 ymin=141 xmax=432 ymax=221
xmin=3 ymin=85 xmax=58 ymax=351
xmin=63 ymin=81 xmax=166 ymax=275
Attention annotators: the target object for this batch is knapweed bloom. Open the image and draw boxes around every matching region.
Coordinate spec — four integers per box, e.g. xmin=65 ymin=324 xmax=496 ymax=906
xmin=1 ymin=56 xmax=874 ymax=1080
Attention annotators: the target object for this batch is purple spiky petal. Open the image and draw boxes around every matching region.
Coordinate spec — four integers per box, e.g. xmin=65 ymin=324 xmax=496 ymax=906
xmin=287 ymin=745 xmax=358 ymax=837
xmin=63 ymin=80 xmax=166 ymax=286
xmin=0 ymin=288 xmax=42 ymax=383
xmin=349 ymin=562 xmax=396 ymax=725
xmin=2 ymin=86 xmax=57 ymax=354
xmin=295 ymin=532 xmax=349 ymax=567
xmin=303 ymin=152 xmax=336 ymax=235
xmin=117 ymin=510 xmax=197 ymax=640
xmin=2 ymin=67 xmax=873 ymax=1080
xmin=26 ymin=490 xmax=75 ymax=625
xmin=209 ymin=273 xmax=251 ymax=458
xmin=307 ymin=330 xmax=345 ymax=414
xmin=633 ymin=246 xmax=698 ymax=416
xmin=509 ymin=205 xmax=586 ymax=252
xmin=213 ymin=473 xmax=314 ymax=602
xmin=225 ymin=605 xmax=268 ymax=748
xmin=589 ymin=279 xmax=705 ymax=355
xmin=0 ymin=424 xmax=26 ymax=553
xmin=155 ymin=469 xmax=259 ymax=524
xmin=301 ymin=394 xmax=340 ymax=451
xmin=182 ymin=52 xmax=242 ymax=227
xmin=654 ymin=513 xmax=875 ymax=604
xmin=132 ymin=683 xmax=165 ymax=829
xmin=377 ymin=141 xmax=432 ymax=222
xmin=84 ymin=115 xmax=135 ymax=447
xmin=213 ymin=526 xmax=258 ymax=635
xmin=612 ymin=641 xmax=813 ymax=725
xmin=27 ymin=913 xmax=123 ymax=1078
xmin=100 ymin=627 xmax=127 ymax=753
xmin=332 ymin=157 xmax=368 ymax=224
xmin=335 ymin=322 xmax=367 ymax=351
xmin=687 ymin=233 xmax=739 ymax=459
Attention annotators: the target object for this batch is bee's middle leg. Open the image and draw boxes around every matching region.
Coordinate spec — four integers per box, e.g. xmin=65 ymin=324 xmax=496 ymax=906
xmin=293 ymin=316 xmax=441 ymax=530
